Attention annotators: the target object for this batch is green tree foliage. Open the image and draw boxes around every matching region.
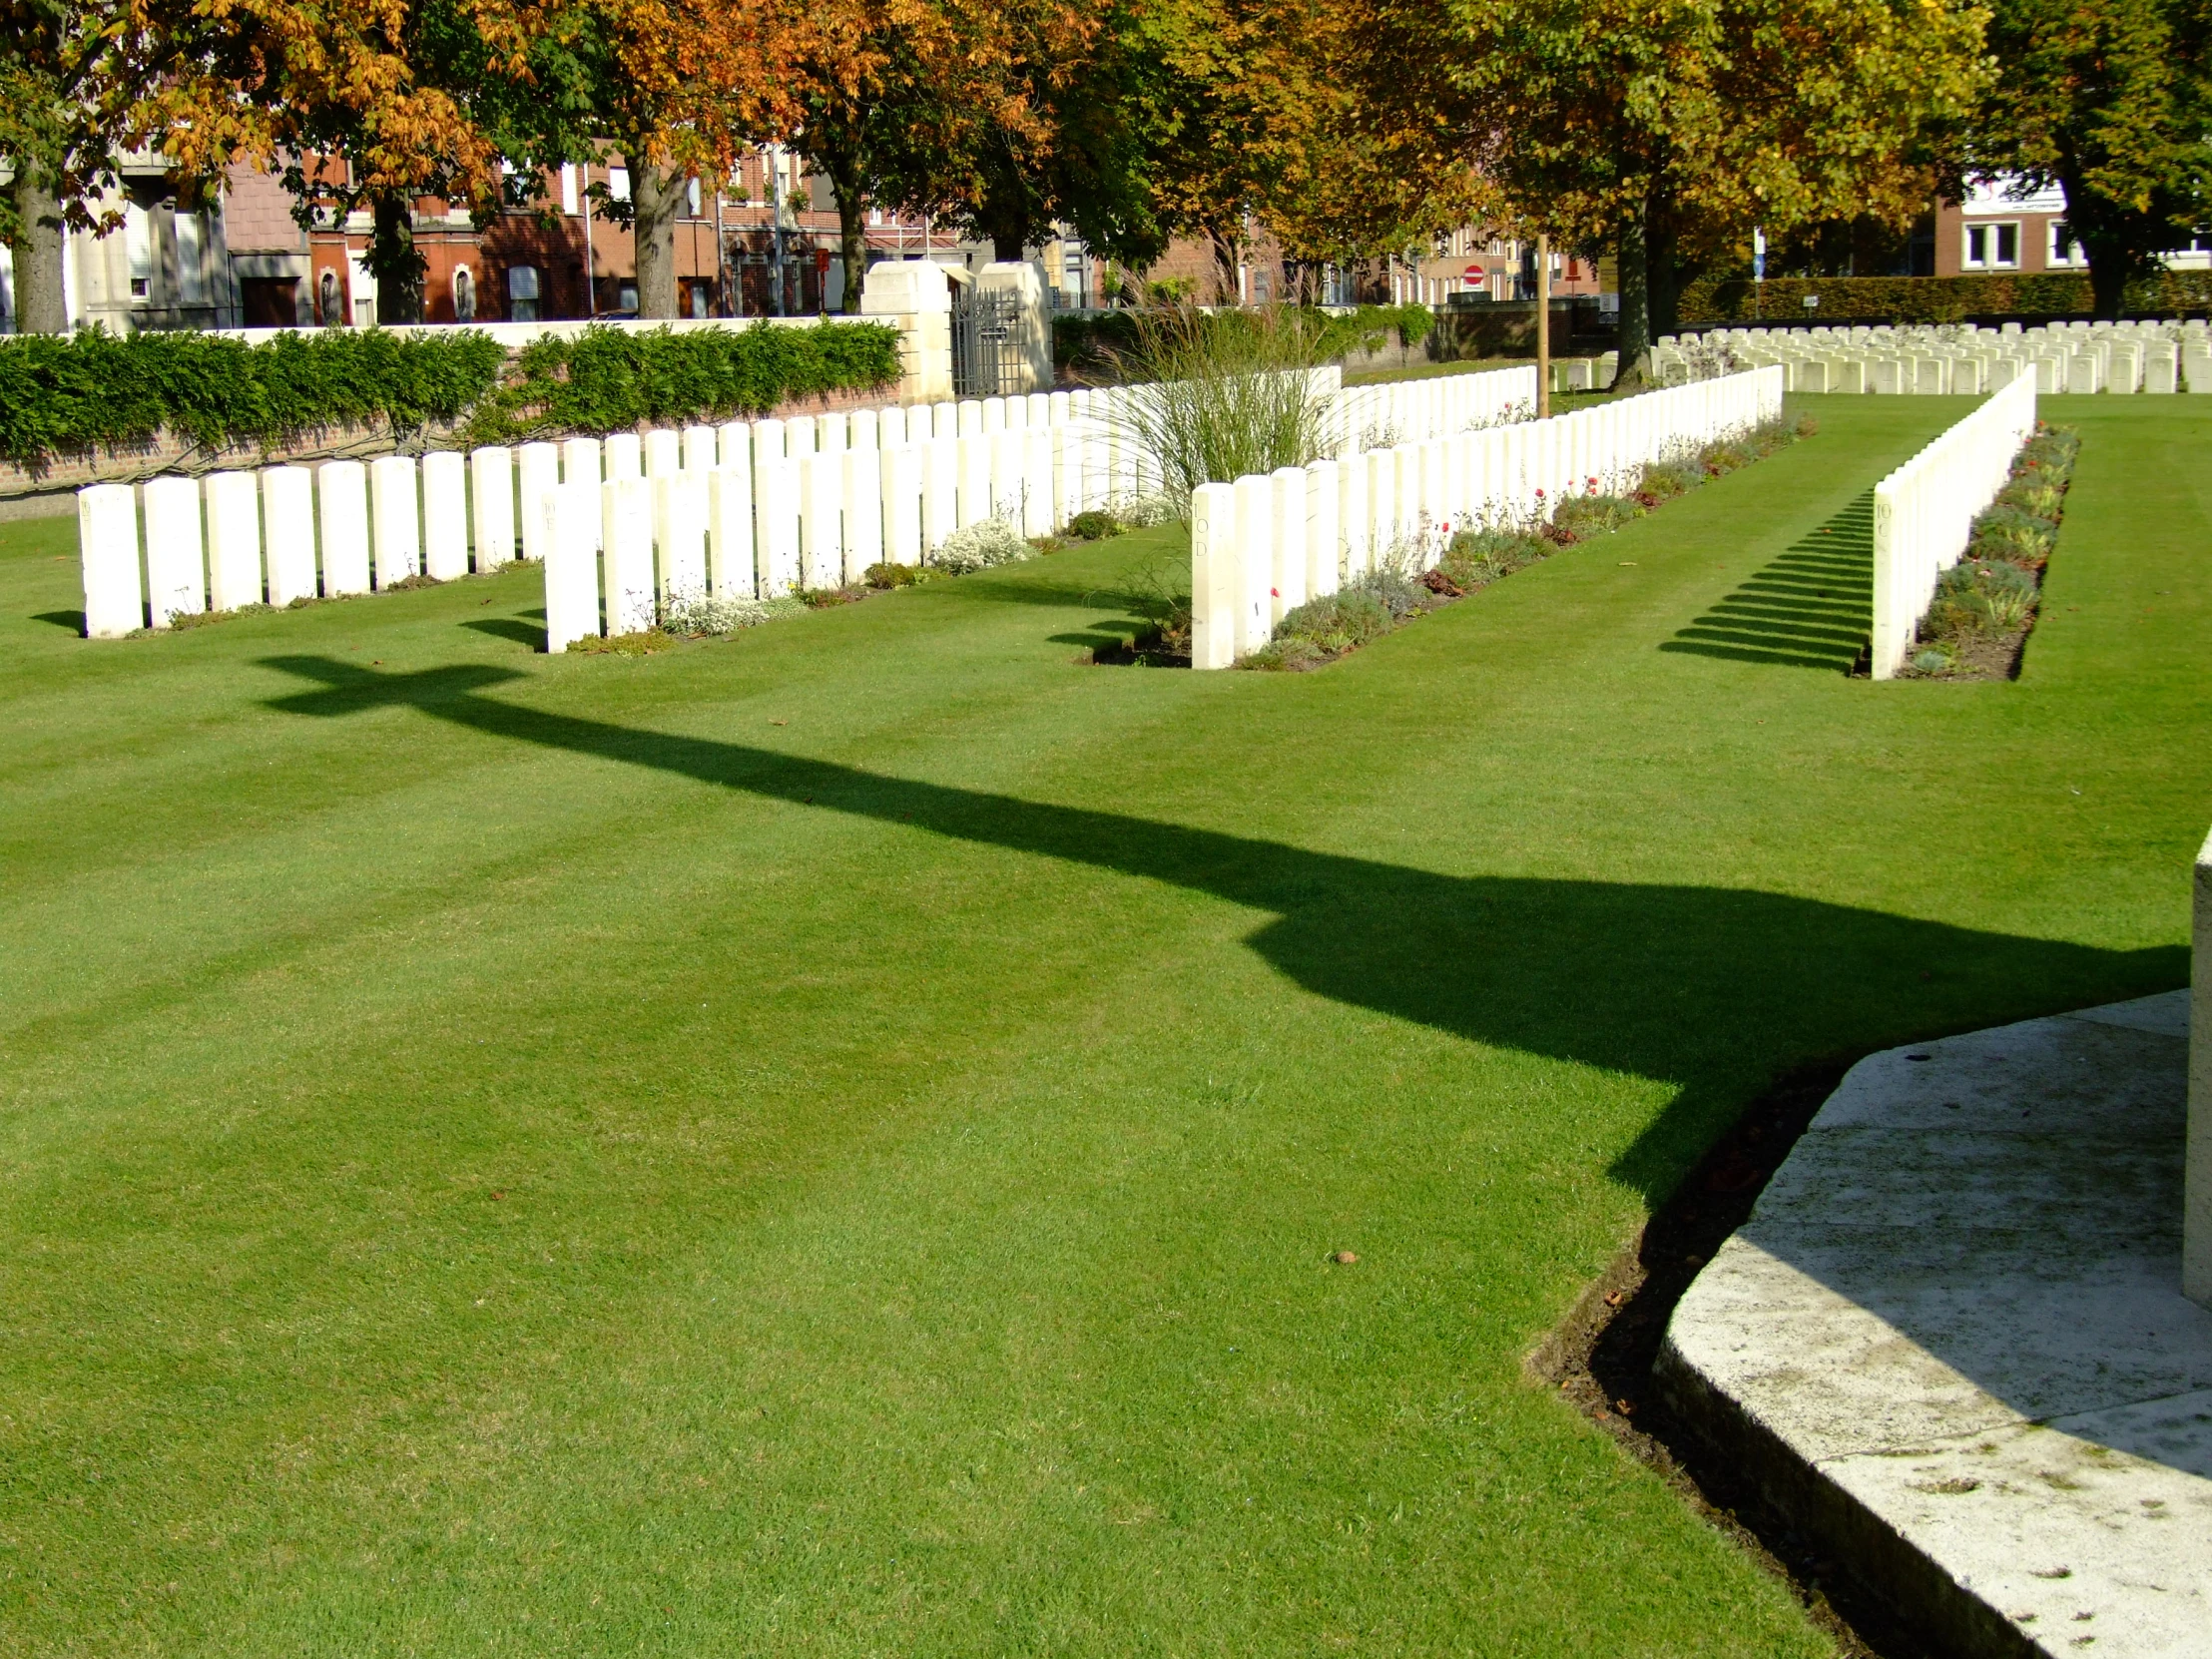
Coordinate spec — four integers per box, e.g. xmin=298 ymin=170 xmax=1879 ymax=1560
xmin=1973 ymin=0 xmax=2212 ymax=318
xmin=1336 ymin=0 xmax=1987 ymax=380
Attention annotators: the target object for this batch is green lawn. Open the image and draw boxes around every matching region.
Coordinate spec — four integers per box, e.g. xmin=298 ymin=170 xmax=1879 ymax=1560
xmin=2 ymin=394 xmax=2205 ymax=1656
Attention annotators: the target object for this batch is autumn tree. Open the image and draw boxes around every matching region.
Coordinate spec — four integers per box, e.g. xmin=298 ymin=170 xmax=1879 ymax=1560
xmin=512 ymin=0 xmax=811 ymax=318
xmin=854 ymin=0 xmax=1170 ymax=273
xmin=130 ymin=0 xmax=536 ymax=322
xmin=1972 ymin=0 xmax=2212 ymax=318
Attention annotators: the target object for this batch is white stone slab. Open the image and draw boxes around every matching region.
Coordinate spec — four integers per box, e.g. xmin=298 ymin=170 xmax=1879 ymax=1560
xmin=204 ymin=471 xmax=265 ymax=611
xmin=799 ymin=450 xmax=843 ymax=589
xmin=988 ymin=430 xmax=1025 ymax=524
xmin=1190 ymin=481 xmax=1238 ymax=671
xmin=143 ymin=475 xmax=206 ymax=625
xmin=1305 ymin=461 xmax=1340 ymax=599
xmin=78 ymin=483 xmax=143 ymax=637
xmin=1270 ymin=466 xmax=1307 ymax=621
xmin=1021 ymin=428 xmax=1053 ymax=536
xmin=717 ymin=421 xmax=751 ymax=472
xmin=756 ymin=455 xmax=801 ymax=598
xmin=923 ymin=435 xmax=958 ymax=553
xmin=607 ymin=432 xmax=645 ymax=480
xmin=317 ymin=461 xmax=371 ymax=595
xmin=470 ymin=447 xmax=515 ymax=572
xmin=843 ymin=448 xmax=883 ymax=583
xmin=516 ymin=443 xmax=558 ymax=561
xmin=882 ymin=445 xmax=923 ymax=565
xmin=682 ymin=425 xmax=717 ymax=473
xmin=542 ymin=483 xmax=602 ymax=651
xmin=817 ymin=411 xmax=847 ymax=454
xmin=788 ymin=414 xmax=818 ymax=455
xmin=655 ymin=473 xmax=708 ymax=602
xmin=957 ymin=433 xmax=992 ymax=529
xmin=847 ymin=409 xmax=876 ymax=452
xmin=1338 ymin=455 xmax=1368 ymax=578
xmin=369 ymin=456 xmax=420 ymax=588
xmin=1233 ymin=473 xmax=1273 ymax=657
xmin=421 ymin=452 xmax=469 ymax=580
xmin=1662 ymin=998 xmax=2212 ymax=1659
xmin=752 ymin=418 xmax=786 ymax=461
xmin=260 ymin=466 xmax=317 ymax=607
xmin=602 ymin=477 xmax=657 ymax=633
xmin=877 ymin=406 xmax=906 ymax=447
xmin=981 ymin=396 xmax=1006 ymax=434
xmin=930 ymin=401 xmax=957 ymax=440
xmin=708 ymin=465 xmax=755 ymax=597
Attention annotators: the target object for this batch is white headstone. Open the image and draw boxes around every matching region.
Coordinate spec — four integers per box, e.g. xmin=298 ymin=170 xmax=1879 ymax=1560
xmin=262 ymin=466 xmax=318 ymax=606
xmin=470 ymin=447 xmax=515 ymax=572
xmin=421 ymin=452 xmax=470 ymax=580
xmin=957 ymin=433 xmax=992 ymax=529
xmin=1305 ymin=462 xmax=1340 ymax=600
xmin=818 ymin=411 xmax=847 ymax=454
xmin=753 ymin=418 xmax=787 ymax=461
xmin=799 ymin=450 xmax=843 ymax=588
xmin=607 ymin=432 xmax=645 ymax=480
xmin=602 ymin=476 xmax=657 ymax=633
xmin=317 ymin=461 xmax=371 ymax=595
xmin=683 ymin=425 xmax=718 ymax=473
xmin=1271 ymin=467 xmax=1307 ymax=622
xmin=756 ymin=456 xmax=801 ymax=598
xmin=370 ymin=455 xmax=420 ymax=588
xmin=78 ymin=483 xmax=143 ymax=637
xmin=655 ymin=474 xmax=709 ymax=602
xmin=878 ymin=406 xmax=907 ymax=447
xmin=516 ymin=442 xmax=559 ymax=561
xmin=849 ymin=408 xmax=878 ymax=452
xmin=542 ymin=483 xmax=602 ymax=652
xmin=1234 ymin=474 xmax=1274 ymax=656
xmin=843 ymin=449 xmax=884 ymax=584
xmin=1190 ymin=481 xmax=1238 ymax=671
xmin=787 ymin=414 xmax=818 ymax=455
xmin=923 ymin=435 xmax=958 ymax=552
xmin=1338 ymin=455 xmax=1369 ymax=578
xmin=204 ymin=471 xmax=265 ymax=610
xmin=644 ymin=428 xmax=681 ymax=477
xmin=143 ymin=475 xmax=207 ymax=626
xmin=717 ymin=421 xmax=751 ymax=471
xmin=708 ymin=465 xmax=756 ymax=597
xmin=882 ymin=445 xmax=923 ymax=565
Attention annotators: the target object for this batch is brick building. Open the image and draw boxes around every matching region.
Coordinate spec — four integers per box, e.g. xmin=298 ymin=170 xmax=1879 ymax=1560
xmin=1934 ymin=176 xmax=2211 ymax=278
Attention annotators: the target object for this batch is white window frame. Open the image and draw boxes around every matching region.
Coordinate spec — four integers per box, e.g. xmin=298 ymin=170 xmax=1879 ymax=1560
xmin=452 ymin=263 xmax=476 ymax=321
xmin=1963 ymin=220 xmax=2021 ymax=271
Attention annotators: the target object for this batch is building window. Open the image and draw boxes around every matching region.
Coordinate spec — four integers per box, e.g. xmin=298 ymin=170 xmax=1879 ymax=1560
xmin=2048 ymin=221 xmax=2079 ymax=266
xmin=506 ymin=264 xmax=539 ymax=322
xmin=560 ymin=164 xmax=578 ymax=215
xmin=175 ymin=211 xmax=208 ymax=304
xmin=617 ymin=281 xmax=639 ymax=313
xmin=319 ymin=268 xmax=341 ymax=325
xmin=453 ymin=265 xmax=476 ymax=321
xmin=126 ymin=203 xmax=154 ymax=300
xmin=687 ymin=177 xmax=702 ymax=217
xmin=607 ymin=166 xmax=631 ymax=204
xmin=1964 ymin=221 xmax=2019 ymax=270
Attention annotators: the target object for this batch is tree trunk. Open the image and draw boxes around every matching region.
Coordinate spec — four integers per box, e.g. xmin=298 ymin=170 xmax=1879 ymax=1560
xmin=632 ymin=162 xmax=682 ymax=318
xmin=1612 ymin=200 xmax=1650 ymax=389
xmin=823 ymin=147 xmax=869 ymax=314
xmin=368 ymin=193 xmax=424 ymax=325
xmin=8 ymin=165 xmax=70 ymax=333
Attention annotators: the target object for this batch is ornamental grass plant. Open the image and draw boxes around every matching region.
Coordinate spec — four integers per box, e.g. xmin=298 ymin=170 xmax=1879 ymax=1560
xmin=1106 ymin=306 xmax=1335 ymax=512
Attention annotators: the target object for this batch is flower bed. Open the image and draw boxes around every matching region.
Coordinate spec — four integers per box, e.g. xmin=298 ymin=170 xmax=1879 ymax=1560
xmin=1896 ymin=424 xmax=2077 ymax=680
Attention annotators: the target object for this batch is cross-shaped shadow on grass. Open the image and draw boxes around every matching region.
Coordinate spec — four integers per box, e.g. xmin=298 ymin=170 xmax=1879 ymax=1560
xmin=1660 ymin=492 xmax=1875 ymax=673
xmin=257 ymin=653 xmax=2179 ymax=1207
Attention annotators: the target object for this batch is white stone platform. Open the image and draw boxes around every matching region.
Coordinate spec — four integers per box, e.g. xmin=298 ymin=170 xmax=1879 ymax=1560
xmin=1658 ymin=992 xmax=2211 ymax=1659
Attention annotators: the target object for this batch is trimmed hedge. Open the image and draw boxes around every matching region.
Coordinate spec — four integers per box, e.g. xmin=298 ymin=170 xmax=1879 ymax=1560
xmin=1680 ymin=269 xmax=2212 ymax=325
xmin=1054 ymin=303 xmax=1437 ymax=379
xmin=463 ymin=320 xmax=903 ymax=444
xmin=0 ymin=318 xmax=905 ymax=471
xmin=0 ymin=327 xmax=507 ymax=470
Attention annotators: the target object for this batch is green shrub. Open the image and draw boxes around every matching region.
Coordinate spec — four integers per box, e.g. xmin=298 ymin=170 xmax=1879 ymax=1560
xmin=1929 ymin=559 xmax=2038 ymax=636
xmin=1699 ymin=441 xmax=1753 ymax=475
xmin=1441 ymin=526 xmax=1550 ymax=589
xmin=465 ymin=320 xmax=900 ymax=443
xmin=934 ymin=517 xmax=1032 ymax=575
xmin=1064 ymin=509 xmax=1121 ymax=541
xmin=1350 ymin=565 xmax=1428 ymax=620
xmin=1638 ymin=460 xmax=1697 ymax=500
xmin=863 ymin=561 xmax=936 ymax=588
xmin=0 ymin=325 xmax=507 ymax=469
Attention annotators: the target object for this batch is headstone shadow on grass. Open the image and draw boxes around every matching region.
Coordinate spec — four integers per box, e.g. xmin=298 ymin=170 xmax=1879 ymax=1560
xmin=1660 ymin=491 xmax=1875 ymax=673
xmin=258 ymin=651 xmax=2184 ymax=1216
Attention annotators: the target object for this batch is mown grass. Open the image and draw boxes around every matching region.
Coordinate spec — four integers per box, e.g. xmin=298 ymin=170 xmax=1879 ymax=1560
xmin=0 ymin=391 xmax=2204 ymax=1656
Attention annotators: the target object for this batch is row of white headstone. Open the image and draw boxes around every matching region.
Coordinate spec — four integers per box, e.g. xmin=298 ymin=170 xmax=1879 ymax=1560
xmin=1187 ymin=367 xmax=1790 ymax=670
xmin=1661 ymin=318 xmax=2212 ymax=395
xmin=1868 ymin=372 xmax=2039 ymax=680
xmin=75 ymin=365 xmax=1539 ymax=640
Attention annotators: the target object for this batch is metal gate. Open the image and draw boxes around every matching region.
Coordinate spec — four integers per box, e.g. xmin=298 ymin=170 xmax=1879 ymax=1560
xmin=951 ymin=288 xmax=1023 ymax=398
